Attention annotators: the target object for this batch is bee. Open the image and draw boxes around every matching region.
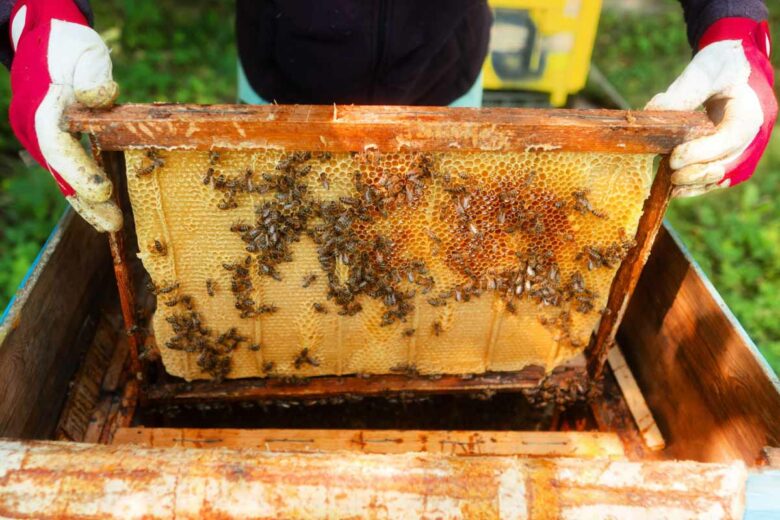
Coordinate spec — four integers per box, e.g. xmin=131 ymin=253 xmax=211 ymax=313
xmin=570 ymin=272 xmax=585 ymax=292
xmin=230 ymin=221 xmax=250 ymax=233
xmin=213 ymin=174 xmax=227 ymax=189
xmin=319 ymin=172 xmax=330 ymax=190
xmin=136 ymin=149 xmax=165 ymax=177
xmin=248 ymin=343 xmax=262 ymax=352
xmin=425 ymin=228 xmax=441 ymax=243
xmin=206 ymin=279 xmax=216 ymax=297
xmin=339 ymin=196 xmax=359 ymax=206
xmin=389 ymin=362 xmax=418 ymax=377
xmin=292 ymin=151 xmax=312 ymax=162
xmin=157 ymin=282 xmax=179 ymax=294
xmin=312 ymin=302 xmax=328 ymax=314
xmin=257 ymin=304 xmax=279 ymax=314
xmin=572 ymin=190 xmax=607 ymax=219
xmin=432 ymin=320 xmax=443 ymax=336
xmin=125 ymin=324 xmax=141 ymax=337
xmin=505 ymin=300 xmax=517 ymax=315
xmin=209 ymin=150 xmax=220 ymax=165
xmin=202 ymin=167 xmax=215 ymax=185
xmin=302 ymin=274 xmax=317 ymax=288
xmin=262 ymin=361 xmax=276 ymax=373
xmin=150 ymin=239 xmax=167 ymax=256
xmin=338 ymin=301 xmax=362 ymax=316
xmin=579 ymin=246 xmax=603 ymax=271
xmin=218 ymin=197 xmax=238 ymax=210
xmin=402 ymin=328 xmax=415 ymax=337
xmin=294 ymin=347 xmax=320 ymax=369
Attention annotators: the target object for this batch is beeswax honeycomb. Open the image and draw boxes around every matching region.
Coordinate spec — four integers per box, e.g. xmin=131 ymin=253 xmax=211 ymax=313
xmin=126 ymin=149 xmax=653 ymax=381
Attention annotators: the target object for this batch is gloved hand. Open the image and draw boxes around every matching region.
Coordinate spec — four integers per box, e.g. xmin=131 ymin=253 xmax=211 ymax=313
xmin=646 ymin=18 xmax=777 ymax=198
xmin=9 ymin=0 xmax=122 ymax=231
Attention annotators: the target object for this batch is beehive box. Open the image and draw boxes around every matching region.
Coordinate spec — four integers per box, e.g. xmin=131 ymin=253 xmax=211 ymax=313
xmin=70 ymin=104 xmax=707 ymax=383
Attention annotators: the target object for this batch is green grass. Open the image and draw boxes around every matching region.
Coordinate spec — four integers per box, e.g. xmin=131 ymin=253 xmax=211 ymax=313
xmin=0 ymin=1 xmax=778 ymax=374
xmin=0 ymin=0 xmax=236 ymax=312
xmin=592 ymin=1 xmax=780 ymax=373
xmin=0 ymin=159 xmax=66 ymax=303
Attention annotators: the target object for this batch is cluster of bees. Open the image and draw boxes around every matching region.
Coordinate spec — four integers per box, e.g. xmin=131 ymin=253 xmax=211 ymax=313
xmin=442 ymin=170 xmax=549 ymax=243
xmin=522 ymin=365 xmax=596 ymax=409
xmin=155 ymin=286 xmax=234 ymax=381
xmin=577 ymin=231 xmax=637 ymax=271
xmin=218 ymin=152 xmax=435 ymax=325
xmin=223 ymin=255 xmax=279 ymax=319
xmin=146 ymin=148 xmax=637 ymax=381
xmin=356 ymin=153 xmax=434 ymax=212
xmin=228 ymin=152 xmax=316 ymax=282
xmin=149 ymin=276 xmax=274 ymax=380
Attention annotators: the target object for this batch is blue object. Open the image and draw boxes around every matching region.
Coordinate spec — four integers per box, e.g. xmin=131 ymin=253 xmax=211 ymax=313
xmin=238 ymin=61 xmax=484 ymax=108
xmin=745 ymin=470 xmax=780 ymax=519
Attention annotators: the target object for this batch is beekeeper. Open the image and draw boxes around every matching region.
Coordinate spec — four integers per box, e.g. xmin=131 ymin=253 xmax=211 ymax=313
xmin=1 ymin=0 xmax=776 ymax=232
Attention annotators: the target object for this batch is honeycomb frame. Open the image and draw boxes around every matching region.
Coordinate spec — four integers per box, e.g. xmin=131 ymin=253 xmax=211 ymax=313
xmin=69 ymin=104 xmax=709 ymax=385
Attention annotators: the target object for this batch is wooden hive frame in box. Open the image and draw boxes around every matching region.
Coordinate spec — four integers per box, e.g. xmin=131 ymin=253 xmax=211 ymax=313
xmin=66 ymin=103 xmax=712 ymax=409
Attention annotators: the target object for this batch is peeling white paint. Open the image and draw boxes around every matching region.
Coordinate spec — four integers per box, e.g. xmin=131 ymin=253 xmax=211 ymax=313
xmin=498 ymin=465 xmax=528 ymax=519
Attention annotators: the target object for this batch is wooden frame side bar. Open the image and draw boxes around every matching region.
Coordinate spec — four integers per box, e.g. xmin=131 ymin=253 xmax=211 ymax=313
xmin=587 ymin=157 xmax=674 ymax=378
xmin=66 ymin=104 xmax=713 ymax=153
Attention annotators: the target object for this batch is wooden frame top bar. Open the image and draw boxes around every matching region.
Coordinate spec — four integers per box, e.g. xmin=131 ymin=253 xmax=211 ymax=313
xmin=66 ymin=104 xmax=713 ymax=153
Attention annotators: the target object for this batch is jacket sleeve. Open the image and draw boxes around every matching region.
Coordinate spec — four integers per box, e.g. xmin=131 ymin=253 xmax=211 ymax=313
xmin=1 ymin=0 xmax=93 ymax=68
xmin=678 ymin=0 xmax=768 ymax=48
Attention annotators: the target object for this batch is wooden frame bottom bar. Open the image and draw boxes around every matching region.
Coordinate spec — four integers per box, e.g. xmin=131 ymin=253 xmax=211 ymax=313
xmin=141 ymin=365 xmax=588 ymax=406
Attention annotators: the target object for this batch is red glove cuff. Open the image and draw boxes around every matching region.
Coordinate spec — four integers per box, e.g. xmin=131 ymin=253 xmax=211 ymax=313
xmin=11 ymin=0 xmax=88 ymax=32
xmin=699 ymin=18 xmax=771 ymax=56
xmin=698 ymin=18 xmax=777 ymax=187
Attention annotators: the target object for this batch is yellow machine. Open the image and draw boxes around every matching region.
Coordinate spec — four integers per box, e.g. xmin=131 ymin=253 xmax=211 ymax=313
xmin=482 ymin=0 xmax=602 ymax=106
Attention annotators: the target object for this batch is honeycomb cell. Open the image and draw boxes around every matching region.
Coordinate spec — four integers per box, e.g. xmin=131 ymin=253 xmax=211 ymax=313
xmin=126 ymin=148 xmax=654 ymax=381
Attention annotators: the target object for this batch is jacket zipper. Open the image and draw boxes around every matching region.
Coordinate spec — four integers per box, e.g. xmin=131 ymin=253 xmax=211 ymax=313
xmin=371 ymin=0 xmax=388 ymax=103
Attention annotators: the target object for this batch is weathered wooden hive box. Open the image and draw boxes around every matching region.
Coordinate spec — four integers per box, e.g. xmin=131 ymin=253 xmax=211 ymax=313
xmin=0 ymin=104 xmax=778 ymax=518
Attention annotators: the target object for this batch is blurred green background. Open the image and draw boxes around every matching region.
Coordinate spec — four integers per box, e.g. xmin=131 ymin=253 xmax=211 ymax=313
xmin=0 ymin=0 xmax=778 ymax=372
